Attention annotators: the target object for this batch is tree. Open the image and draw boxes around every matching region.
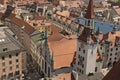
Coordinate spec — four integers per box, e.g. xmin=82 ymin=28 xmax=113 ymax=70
xmin=118 ymin=0 xmax=120 ymax=3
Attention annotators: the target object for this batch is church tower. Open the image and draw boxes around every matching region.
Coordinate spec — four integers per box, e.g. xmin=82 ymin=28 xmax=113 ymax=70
xmin=76 ymin=0 xmax=99 ymax=75
xmin=85 ymin=0 xmax=94 ymax=29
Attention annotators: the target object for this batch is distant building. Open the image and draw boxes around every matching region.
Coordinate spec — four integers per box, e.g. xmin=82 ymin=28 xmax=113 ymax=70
xmin=0 ymin=27 xmax=26 ymax=80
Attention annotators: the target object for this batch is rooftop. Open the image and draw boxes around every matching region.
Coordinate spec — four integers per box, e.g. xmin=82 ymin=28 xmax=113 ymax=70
xmin=0 ymin=27 xmax=24 ymax=54
xmin=103 ymin=59 xmax=120 ymax=80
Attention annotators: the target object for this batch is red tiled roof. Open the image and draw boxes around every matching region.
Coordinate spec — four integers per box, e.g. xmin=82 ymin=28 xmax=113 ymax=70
xmin=48 ymin=38 xmax=77 ymax=69
xmin=52 ymin=0 xmax=59 ymax=6
xmin=48 ymin=26 xmax=63 ymax=42
xmin=0 ymin=12 xmax=35 ymax=35
xmin=48 ymin=25 xmax=77 ymax=69
xmin=33 ymin=12 xmax=44 ymax=20
xmin=10 ymin=17 xmax=35 ymax=35
xmin=103 ymin=31 xmax=120 ymax=47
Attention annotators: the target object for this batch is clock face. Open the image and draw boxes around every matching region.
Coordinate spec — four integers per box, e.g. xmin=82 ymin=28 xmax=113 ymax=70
xmin=80 ymin=43 xmax=84 ymax=48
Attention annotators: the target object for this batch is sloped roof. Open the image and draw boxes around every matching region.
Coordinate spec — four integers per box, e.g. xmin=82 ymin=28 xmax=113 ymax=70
xmin=48 ymin=38 xmax=77 ymax=69
xmin=10 ymin=16 xmax=35 ymax=35
xmin=33 ymin=12 xmax=44 ymax=20
xmin=103 ymin=31 xmax=120 ymax=47
xmin=0 ymin=12 xmax=35 ymax=35
xmin=103 ymin=59 xmax=120 ymax=80
xmin=85 ymin=0 xmax=94 ymax=19
xmin=48 ymin=26 xmax=63 ymax=42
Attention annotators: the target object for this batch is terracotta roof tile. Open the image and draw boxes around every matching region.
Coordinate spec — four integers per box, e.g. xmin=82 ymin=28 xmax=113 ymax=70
xmin=0 ymin=12 xmax=35 ymax=35
xmin=48 ymin=26 xmax=63 ymax=42
xmin=11 ymin=17 xmax=35 ymax=35
xmin=33 ymin=12 xmax=44 ymax=20
xmin=103 ymin=31 xmax=120 ymax=47
xmin=56 ymin=11 xmax=70 ymax=18
xmin=48 ymin=38 xmax=77 ymax=69
xmin=52 ymin=0 xmax=59 ymax=6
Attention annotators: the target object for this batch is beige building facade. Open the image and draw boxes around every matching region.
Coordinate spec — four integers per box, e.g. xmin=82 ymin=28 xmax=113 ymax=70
xmin=0 ymin=27 xmax=26 ymax=80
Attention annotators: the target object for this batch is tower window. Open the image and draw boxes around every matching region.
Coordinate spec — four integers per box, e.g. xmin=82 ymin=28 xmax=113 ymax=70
xmin=9 ymin=61 xmax=12 ymax=64
xmin=95 ymin=67 xmax=97 ymax=72
xmin=88 ymin=20 xmax=90 ymax=26
xmin=110 ymin=53 xmax=112 ymax=56
xmin=9 ymin=55 xmax=12 ymax=58
xmin=16 ymin=53 xmax=19 ymax=56
xmin=109 ymin=58 xmax=111 ymax=61
xmin=48 ymin=67 xmax=50 ymax=77
xmin=115 ymin=53 xmax=117 ymax=55
xmin=83 ymin=50 xmax=85 ymax=53
xmin=111 ymin=48 xmax=113 ymax=51
xmin=80 ymin=69 xmax=81 ymax=72
xmin=107 ymin=49 xmax=109 ymax=52
xmin=83 ymin=57 xmax=84 ymax=61
xmin=16 ymin=65 xmax=19 ymax=68
xmin=100 ymin=47 xmax=102 ymax=50
xmin=116 ymin=48 xmax=118 ymax=51
xmin=2 ymin=56 xmax=5 ymax=60
xmin=82 ymin=64 xmax=84 ymax=68
xmin=79 ymin=47 xmax=81 ymax=51
xmin=16 ymin=59 xmax=19 ymax=62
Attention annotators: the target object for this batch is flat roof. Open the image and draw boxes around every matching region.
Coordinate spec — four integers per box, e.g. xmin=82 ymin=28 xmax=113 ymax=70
xmin=0 ymin=26 xmax=24 ymax=54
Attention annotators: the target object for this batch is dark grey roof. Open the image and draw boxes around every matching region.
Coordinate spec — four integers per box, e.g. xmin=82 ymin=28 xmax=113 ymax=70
xmin=0 ymin=27 xmax=24 ymax=54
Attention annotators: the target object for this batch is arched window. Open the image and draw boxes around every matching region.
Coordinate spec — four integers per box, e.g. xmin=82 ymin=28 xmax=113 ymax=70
xmin=88 ymin=20 xmax=90 ymax=26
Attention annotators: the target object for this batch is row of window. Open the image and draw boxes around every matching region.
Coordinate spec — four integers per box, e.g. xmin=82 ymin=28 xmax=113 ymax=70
xmin=2 ymin=65 xmax=19 ymax=72
xmin=1 ymin=53 xmax=19 ymax=60
xmin=101 ymin=47 xmax=118 ymax=52
xmin=2 ymin=59 xmax=19 ymax=67
xmin=108 ymin=52 xmax=118 ymax=56
xmin=79 ymin=47 xmax=85 ymax=53
xmin=109 ymin=57 xmax=117 ymax=61
xmin=2 ymin=71 xmax=20 ymax=79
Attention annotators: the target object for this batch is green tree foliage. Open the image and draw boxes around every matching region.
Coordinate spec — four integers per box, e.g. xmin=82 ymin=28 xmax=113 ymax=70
xmin=118 ymin=0 xmax=120 ymax=3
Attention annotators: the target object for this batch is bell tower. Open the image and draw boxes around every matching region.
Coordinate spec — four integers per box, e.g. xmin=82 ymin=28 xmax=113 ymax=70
xmin=76 ymin=0 xmax=99 ymax=75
